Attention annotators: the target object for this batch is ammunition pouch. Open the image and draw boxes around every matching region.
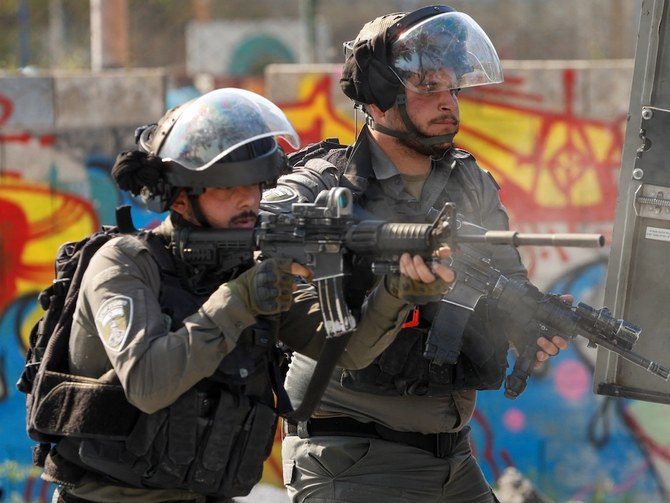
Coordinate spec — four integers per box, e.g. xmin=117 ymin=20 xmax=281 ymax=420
xmin=68 ymin=386 xmax=277 ymax=498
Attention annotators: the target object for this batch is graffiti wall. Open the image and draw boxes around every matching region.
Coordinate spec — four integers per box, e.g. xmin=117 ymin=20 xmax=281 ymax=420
xmin=1 ymin=61 xmax=668 ymax=502
xmin=264 ymin=62 xmax=670 ymax=503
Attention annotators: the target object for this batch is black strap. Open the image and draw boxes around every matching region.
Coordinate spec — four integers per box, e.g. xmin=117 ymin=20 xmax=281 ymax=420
xmin=282 ymin=333 xmax=353 ymax=422
xmin=115 ymin=205 xmax=137 ymax=234
xmin=285 ymin=416 xmax=464 ymax=458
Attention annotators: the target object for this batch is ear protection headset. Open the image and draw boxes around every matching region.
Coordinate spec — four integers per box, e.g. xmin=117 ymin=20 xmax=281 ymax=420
xmin=340 ymin=5 xmax=455 ymax=112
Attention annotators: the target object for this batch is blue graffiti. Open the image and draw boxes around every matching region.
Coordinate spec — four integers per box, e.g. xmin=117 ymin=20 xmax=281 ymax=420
xmin=472 ymin=258 xmax=667 ymax=502
xmin=0 ymin=293 xmax=55 ymax=502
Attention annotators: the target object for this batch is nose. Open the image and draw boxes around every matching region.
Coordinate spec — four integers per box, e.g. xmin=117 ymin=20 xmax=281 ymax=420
xmin=437 ymin=89 xmax=458 ymax=110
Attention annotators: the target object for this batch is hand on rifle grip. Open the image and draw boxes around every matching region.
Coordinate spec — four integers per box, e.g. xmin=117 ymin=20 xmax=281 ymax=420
xmin=534 ymin=294 xmax=572 ymax=368
xmin=385 ymin=246 xmax=455 ymax=305
xmin=227 ymin=258 xmax=310 ymax=316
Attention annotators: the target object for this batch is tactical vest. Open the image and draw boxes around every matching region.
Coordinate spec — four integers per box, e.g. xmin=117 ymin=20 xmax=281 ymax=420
xmin=44 ymin=233 xmax=281 ymax=499
xmin=297 ymin=137 xmax=512 ymax=395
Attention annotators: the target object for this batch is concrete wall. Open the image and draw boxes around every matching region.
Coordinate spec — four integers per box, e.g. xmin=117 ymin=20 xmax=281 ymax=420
xmin=3 ymin=61 xmax=670 ymax=503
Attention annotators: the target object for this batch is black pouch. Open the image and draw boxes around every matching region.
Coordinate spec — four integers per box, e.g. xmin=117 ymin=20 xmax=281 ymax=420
xmin=77 ymin=387 xmax=277 ymax=498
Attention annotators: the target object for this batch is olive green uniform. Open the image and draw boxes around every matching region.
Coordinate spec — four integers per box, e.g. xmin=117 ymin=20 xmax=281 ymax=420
xmin=272 ymin=129 xmax=528 ymax=503
xmin=55 ymin=215 xmax=411 ymax=503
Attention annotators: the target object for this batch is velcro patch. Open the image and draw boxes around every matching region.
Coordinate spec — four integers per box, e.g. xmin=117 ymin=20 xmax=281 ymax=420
xmin=95 ymin=295 xmax=133 ymax=351
xmin=262 ymin=185 xmax=297 ymax=203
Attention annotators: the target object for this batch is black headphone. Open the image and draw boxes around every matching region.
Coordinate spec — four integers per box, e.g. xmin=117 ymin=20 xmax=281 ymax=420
xmin=340 ymin=5 xmax=454 ymax=112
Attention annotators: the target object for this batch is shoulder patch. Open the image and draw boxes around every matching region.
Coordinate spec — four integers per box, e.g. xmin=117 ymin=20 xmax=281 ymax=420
xmin=451 ymin=147 xmax=474 ymax=159
xmin=262 ymin=185 xmax=298 ymax=204
xmin=95 ymin=295 xmax=133 ymax=351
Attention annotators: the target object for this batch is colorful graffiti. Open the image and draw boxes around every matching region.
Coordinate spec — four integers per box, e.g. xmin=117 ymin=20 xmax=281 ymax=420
xmin=0 ymin=66 xmax=667 ymax=503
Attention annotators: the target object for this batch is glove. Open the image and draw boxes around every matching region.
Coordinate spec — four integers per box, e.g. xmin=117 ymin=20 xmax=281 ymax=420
xmin=384 ymin=273 xmax=452 ymax=305
xmin=227 ymin=258 xmax=296 ymax=316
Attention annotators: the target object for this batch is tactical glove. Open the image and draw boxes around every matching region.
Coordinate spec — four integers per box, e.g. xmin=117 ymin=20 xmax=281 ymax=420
xmin=227 ymin=257 xmax=296 ymax=316
xmin=385 ymin=273 xmax=452 ymax=305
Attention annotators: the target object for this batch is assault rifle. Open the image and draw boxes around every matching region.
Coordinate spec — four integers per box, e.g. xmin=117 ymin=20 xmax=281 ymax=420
xmin=171 ymin=187 xmax=668 ymax=412
xmin=443 ymin=240 xmax=670 ymax=399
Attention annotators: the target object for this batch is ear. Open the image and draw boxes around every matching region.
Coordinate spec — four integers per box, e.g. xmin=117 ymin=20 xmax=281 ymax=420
xmin=366 ymin=103 xmax=385 ymax=122
xmin=170 ymin=189 xmax=190 ymax=216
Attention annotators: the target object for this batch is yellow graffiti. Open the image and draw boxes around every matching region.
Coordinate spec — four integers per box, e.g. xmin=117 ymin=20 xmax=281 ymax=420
xmin=0 ymin=176 xmax=98 ymax=349
xmin=458 ymin=100 xmax=618 ymax=210
xmin=279 ymin=74 xmax=358 ymax=146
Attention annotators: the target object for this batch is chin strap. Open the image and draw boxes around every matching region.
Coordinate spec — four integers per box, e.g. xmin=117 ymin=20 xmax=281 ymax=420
xmin=366 ymin=93 xmax=456 ymax=152
xmin=188 ymin=192 xmax=211 ymax=228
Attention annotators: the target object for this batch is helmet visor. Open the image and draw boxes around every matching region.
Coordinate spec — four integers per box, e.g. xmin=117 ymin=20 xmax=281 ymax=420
xmin=159 ymin=88 xmax=300 ymax=171
xmin=390 ymin=12 xmax=503 ymax=94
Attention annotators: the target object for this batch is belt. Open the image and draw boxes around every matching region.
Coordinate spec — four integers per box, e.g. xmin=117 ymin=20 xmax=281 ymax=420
xmin=283 ymin=416 xmax=464 ymax=459
xmin=58 ymin=490 xmax=201 ymax=503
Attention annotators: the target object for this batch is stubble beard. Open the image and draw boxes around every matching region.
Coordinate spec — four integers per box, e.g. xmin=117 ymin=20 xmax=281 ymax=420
xmin=395 ymin=112 xmax=459 ymax=157
xmin=396 ymin=126 xmax=458 ymax=157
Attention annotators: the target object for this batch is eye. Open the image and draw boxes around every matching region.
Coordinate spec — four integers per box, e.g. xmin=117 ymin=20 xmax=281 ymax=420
xmin=416 ymin=79 xmax=439 ymax=93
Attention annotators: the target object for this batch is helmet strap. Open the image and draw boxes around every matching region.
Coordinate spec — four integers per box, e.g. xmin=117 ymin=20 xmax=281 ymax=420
xmin=188 ymin=192 xmax=212 ymax=228
xmin=366 ymin=93 xmax=456 ymax=152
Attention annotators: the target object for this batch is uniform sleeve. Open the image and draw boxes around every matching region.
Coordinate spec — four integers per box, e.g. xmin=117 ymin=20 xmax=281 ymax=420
xmin=72 ymin=236 xmax=256 ymax=414
xmin=475 ymin=167 xmax=529 ymax=280
xmin=260 ymin=158 xmax=341 ymax=214
xmin=278 ymin=280 xmax=410 ymax=369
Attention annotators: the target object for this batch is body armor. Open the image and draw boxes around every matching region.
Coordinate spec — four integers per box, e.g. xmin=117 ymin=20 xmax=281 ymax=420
xmin=44 ymin=233 xmax=281 ymax=498
xmin=278 ymin=132 xmax=523 ymax=396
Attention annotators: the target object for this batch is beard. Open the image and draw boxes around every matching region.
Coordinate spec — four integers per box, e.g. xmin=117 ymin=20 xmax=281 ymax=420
xmin=228 ymin=210 xmax=259 ymax=227
xmin=392 ymin=111 xmax=459 ymax=157
xmin=398 ymin=136 xmax=454 ymax=157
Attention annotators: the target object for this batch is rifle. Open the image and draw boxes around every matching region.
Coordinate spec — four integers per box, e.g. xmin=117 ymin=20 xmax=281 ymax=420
xmin=173 ymin=187 xmax=459 ymax=338
xmin=171 ymin=187 xmax=668 ymax=411
xmin=444 ymin=241 xmax=670 ymax=399
xmin=173 ymin=187 xmax=458 ymax=419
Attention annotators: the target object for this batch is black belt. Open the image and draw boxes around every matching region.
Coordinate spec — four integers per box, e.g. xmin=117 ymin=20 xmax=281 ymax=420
xmin=283 ymin=416 xmax=464 ymax=459
xmin=58 ymin=491 xmax=201 ymax=503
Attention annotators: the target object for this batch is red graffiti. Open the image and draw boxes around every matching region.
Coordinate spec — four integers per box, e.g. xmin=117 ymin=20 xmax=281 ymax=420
xmin=278 ymin=75 xmax=355 ymax=146
xmin=0 ymin=94 xmax=12 ymax=126
xmin=0 ymin=200 xmax=31 ymax=312
xmin=0 ymin=188 xmax=97 ymax=313
xmin=472 ymin=409 xmax=504 ymax=480
xmin=462 ymin=69 xmax=623 ymax=226
xmin=280 ymin=72 xmax=624 ymax=232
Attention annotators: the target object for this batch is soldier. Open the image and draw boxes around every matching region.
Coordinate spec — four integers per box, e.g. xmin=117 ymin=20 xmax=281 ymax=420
xmin=263 ymin=6 xmax=569 ymax=502
xmin=43 ymin=88 xmax=454 ymax=503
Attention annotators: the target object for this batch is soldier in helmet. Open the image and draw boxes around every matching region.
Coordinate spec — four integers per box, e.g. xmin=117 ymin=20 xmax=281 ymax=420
xmin=264 ymin=6 xmax=569 ymax=503
xmin=44 ymin=88 xmax=454 ymax=503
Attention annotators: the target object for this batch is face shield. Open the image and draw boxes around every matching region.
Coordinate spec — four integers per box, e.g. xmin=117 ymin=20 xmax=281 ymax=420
xmin=389 ymin=11 xmax=503 ymax=94
xmin=158 ymin=87 xmax=300 ymax=172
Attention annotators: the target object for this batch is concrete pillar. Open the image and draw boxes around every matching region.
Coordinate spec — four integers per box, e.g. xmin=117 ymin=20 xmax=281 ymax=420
xmin=90 ymin=0 xmax=129 ymax=70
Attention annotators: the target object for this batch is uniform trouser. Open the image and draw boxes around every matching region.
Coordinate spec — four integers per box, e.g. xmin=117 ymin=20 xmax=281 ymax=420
xmin=282 ymin=425 xmax=498 ymax=503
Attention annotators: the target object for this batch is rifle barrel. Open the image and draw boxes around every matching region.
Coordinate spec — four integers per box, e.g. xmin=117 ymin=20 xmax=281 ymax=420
xmin=459 ymin=231 xmax=605 ymax=248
